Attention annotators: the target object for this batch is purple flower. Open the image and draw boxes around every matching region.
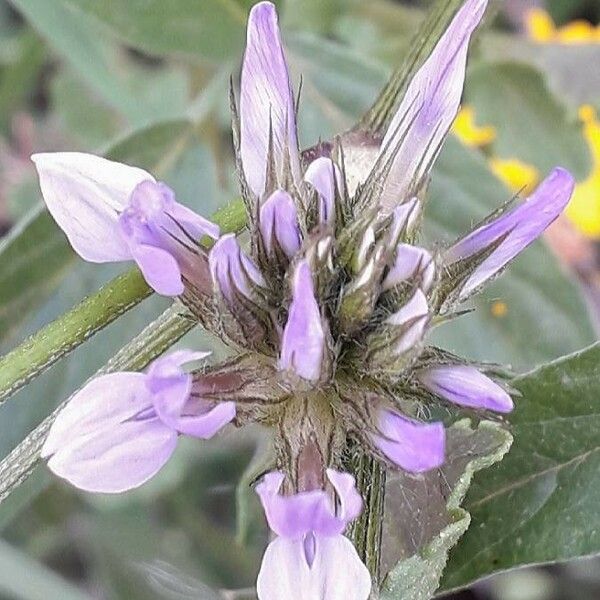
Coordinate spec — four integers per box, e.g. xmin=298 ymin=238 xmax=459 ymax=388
xmin=304 ymin=156 xmax=343 ymax=226
xmin=372 ymin=410 xmax=445 ymax=473
xmin=255 ymin=470 xmax=371 ymax=600
xmin=446 ymin=168 xmax=575 ymax=299
xmin=33 ymin=0 xmax=571 ymax=596
xmin=259 ymin=190 xmax=302 ymax=258
xmin=32 ymin=153 xmax=219 ymax=296
xmin=240 ymin=1 xmax=301 ymax=196
xmin=41 ymin=351 xmax=235 ymax=493
xmin=383 ymin=244 xmax=435 ymax=292
xmin=377 ymin=0 xmax=488 ymax=211
xmin=418 ymin=365 xmax=514 ymax=413
xmin=279 ymin=260 xmax=327 ymax=382
xmin=209 ymin=233 xmax=266 ymax=303
xmin=385 ymin=289 xmax=430 ymax=355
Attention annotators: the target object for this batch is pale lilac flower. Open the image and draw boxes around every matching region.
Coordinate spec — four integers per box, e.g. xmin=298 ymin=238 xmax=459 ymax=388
xmin=279 ymin=260 xmax=326 ymax=382
xmin=256 ymin=470 xmax=371 ymax=600
xmin=418 ymin=365 xmax=514 ymax=413
xmin=259 ymin=190 xmax=302 ymax=257
xmin=209 ymin=233 xmax=266 ymax=303
xmin=304 ymin=157 xmax=343 ymax=226
xmin=32 ymin=153 xmax=219 ymax=296
xmin=377 ymin=0 xmax=489 ymax=211
xmin=240 ymin=1 xmax=300 ymax=196
xmin=383 ymin=244 xmax=435 ymax=292
xmin=372 ymin=410 xmax=445 ymax=473
xmin=384 ymin=288 xmax=430 ymax=355
xmin=446 ymin=168 xmax=575 ymax=299
xmin=35 ymin=0 xmax=573 ymax=596
xmin=41 ymin=351 xmax=235 ymax=493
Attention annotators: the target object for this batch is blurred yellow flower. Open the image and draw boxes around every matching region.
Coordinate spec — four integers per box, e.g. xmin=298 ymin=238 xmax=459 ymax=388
xmin=452 ymin=106 xmax=497 ymax=147
xmin=525 ymin=8 xmax=599 ymax=45
xmin=489 ymin=158 xmax=540 ymax=195
xmin=565 ymin=106 xmax=600 ymax=238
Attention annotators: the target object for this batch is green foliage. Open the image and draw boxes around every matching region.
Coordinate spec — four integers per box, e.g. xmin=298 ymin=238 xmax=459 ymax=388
xmin=0 ymin=0 xmax=598 ymax=598
xmin=442 ymin=343 xmax=600 ymax=590
xmin=380 ymin=420 xmax=512 ymax=600
xmin=465 ymin=62 xmax=591 ymax=179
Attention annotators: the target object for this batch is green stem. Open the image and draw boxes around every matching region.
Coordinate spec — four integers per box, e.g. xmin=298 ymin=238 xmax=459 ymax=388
xmin=0 ymin=302 xmax=195 ymax=503
xmin=0 ymin=198 xmax=247 ymax=405
xmin=0 ymin=269 xmax=151 ymax=404
xmin=349 ymin=452 xmax=387 ymax=584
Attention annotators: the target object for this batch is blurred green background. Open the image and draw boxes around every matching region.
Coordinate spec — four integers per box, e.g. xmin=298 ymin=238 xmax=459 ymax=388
xmin=0 ymin=0 xmax=599 ymax=598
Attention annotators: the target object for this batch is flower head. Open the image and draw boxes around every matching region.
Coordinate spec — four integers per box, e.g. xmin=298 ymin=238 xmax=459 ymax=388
xmin=34 ymin=0 xmax=574 ymax=597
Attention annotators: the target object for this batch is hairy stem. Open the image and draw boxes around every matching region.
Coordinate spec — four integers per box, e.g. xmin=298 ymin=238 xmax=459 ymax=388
xmin=0 ymin=302 xmax=195 ymax=503
xmin=0 ymin=198 xmax=246 ymax=405
xmin=349 ymin=452 xmax=387 ymax=585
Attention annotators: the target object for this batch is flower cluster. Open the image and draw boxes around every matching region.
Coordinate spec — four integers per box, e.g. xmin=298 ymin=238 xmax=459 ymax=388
xmin=33 ymin=1 xmax=574 ymax=597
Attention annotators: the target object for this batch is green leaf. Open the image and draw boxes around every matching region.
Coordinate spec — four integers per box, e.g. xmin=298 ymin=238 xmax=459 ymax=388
xmin=0 ymin=31 xmax=45 ymax=132
xmin=379 ymin=420 xmax=512 ymax=600
xmin=465 ymin=62 xmax=591 ymax=179
xmin=58 ymin=0 xmax=266 ymax=62
xmin=427 ymin=136 xmax=595 ymax=368
xmin=441 ymin=342 xmax=600 ymax=590
xmin=287 ymin=32 xmax=388 ymax=144
xmin=9 ymin=0 xmax=143 ymax=123
xmin=0 ymin=206 xmax=74 ymax=349
xmin=0 ymin=537 xmax=90 ymax=600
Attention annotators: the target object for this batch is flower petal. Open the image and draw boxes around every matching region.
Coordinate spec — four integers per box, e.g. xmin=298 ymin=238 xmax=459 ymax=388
xmin=240 ymin=1 xmax=300 ymax=196
xmin=171 ymin=400 xmax=236 ymax=439
xmin=259 ymin=189 xmax=302 ymax=257
xmin=418 ymin=365 xmax=514 ymax=413
xmin=325 ymin=469 xmax=362 ymax=523
xmin=279 ymin=260 xmax=325 ymax=382
xmin=129 ymin=243 xmax=185 ymax=296
xmin=32 ymin=152 xmax=153 ymax=262
xmin=383 ymin=244 xmax=435 ymax=292
xmin=385 ymin=289 xmax=429 ymax=354
xmin=42 ymin=373 xmax=176 ymax=493
xmin=373 ymin=410 xmax=445 ymax=473
xmin=257 ymin=535 xmax=371 ymax=600
xmin=377 ymin=0 xmax=488 ymax=210
xmin=447 ymin=167 xmax=574 ymax=298
xmin=256 ymin=471 xmax=334 ymax=538
xmin=209 ymin=233 xmax=266 ymax=302
xmin=304 ymin=157 xmax=342 ymax=225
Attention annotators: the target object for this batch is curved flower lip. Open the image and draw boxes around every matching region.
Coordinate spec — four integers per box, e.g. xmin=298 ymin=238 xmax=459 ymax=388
xmin=42 ymin=351 xmax=235 ymax=494
xmin=279 ymin=260 xmax=326 ymax=382
xmin=377 ymin=0 xmax=488 ymax=211
xmin=259 ymin=189 xmax=302 ymax=258
xmin=32 ymin=152 xmax=151 ymax=262
xmin=385 ymin=288 xmax=430 ymax=355
xmin=240 ymin=1 xmax=300 ymax=196
xmin=32 ymin=152 xmax=220 ymax=297
xmin=304 ymin=156 xmax=343 ymax=225
xmin=383 ymin=244 xmax=435 ymax=292
xmin=372 ymin=410 xmax=445 ymax=473
xmin=418 ymin=364 xmax=514 ymax=413
xmin=256 ymin=469 xmax=362 ymax=539
xmin=209 ymin=233 xmax=266 ymax=302
xmin=446 ymin=167 xmax=575 ymax=298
